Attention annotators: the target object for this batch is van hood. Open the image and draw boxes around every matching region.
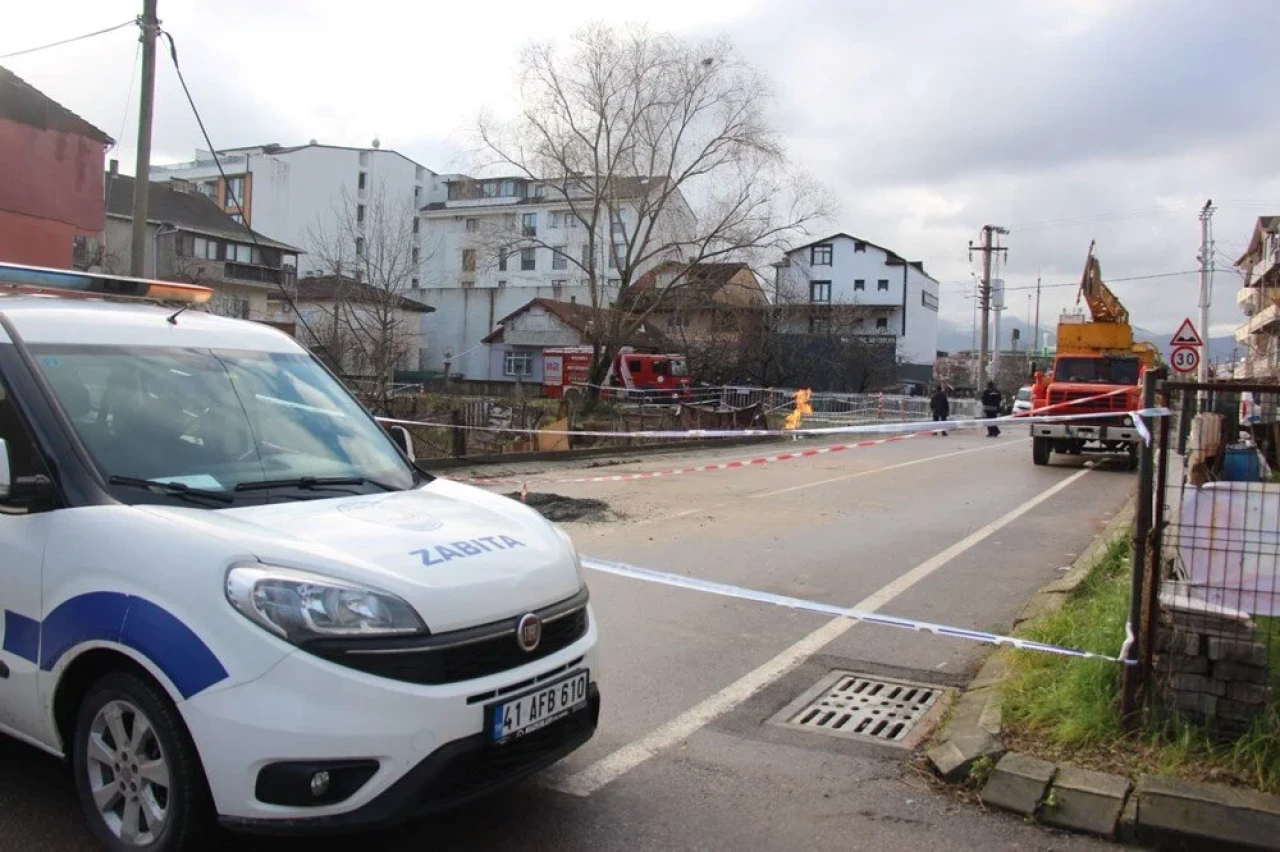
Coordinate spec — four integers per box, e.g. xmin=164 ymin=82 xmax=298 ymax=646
xmin=136 ymin=479 xmax=583 ymax=633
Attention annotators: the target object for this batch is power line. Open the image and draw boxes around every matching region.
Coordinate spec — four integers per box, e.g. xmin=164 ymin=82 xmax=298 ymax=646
xmin=0 ymin=18 xmax=137 ymax=61
xmin=110 ymin=41 xmax=142 ymax=152
xmin=158 ymin=30 xmax=347 ymax=380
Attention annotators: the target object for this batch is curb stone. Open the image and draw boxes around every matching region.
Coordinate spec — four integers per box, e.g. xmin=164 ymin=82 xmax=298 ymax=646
xmin=925 ymin=493 xmax=1280 ymax=849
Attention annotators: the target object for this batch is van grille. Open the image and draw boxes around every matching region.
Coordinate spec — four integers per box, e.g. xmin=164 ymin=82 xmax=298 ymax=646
xmin=303 ymin=589 xmax=589 ymax=685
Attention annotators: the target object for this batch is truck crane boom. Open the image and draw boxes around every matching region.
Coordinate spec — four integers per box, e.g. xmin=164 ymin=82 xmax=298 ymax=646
xmin=1078 ymin=239 xmax=1129 ymax=324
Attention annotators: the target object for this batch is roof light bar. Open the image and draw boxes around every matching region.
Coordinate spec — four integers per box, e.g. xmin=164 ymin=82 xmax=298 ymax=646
xmin=0 ymin=262 xmax=213 ymax=305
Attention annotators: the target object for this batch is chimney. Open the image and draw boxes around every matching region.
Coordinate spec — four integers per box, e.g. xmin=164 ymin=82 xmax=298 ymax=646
xmin=109 ymin=159 xmax=119 ymax=178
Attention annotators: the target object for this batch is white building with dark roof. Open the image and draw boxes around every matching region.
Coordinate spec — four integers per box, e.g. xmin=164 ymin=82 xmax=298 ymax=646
xmin=774 ymin=233 xmax=940 ymax=368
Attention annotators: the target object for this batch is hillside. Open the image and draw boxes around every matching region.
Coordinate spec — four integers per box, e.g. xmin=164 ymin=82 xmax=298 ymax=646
xmin=936 ymin=317 xmax=1235 ymax=364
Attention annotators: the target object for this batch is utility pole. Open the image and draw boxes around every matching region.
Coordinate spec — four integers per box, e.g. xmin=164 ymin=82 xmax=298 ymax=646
xmin=969 ymin=225 xmax=1009 ymax=383
xmin=1197 ymin=199 xmax=1216 ymax=386
xmin=129 ymin=0 xmax=160 ymax=277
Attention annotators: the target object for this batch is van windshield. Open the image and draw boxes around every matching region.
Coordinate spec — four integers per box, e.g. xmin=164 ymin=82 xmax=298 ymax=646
xmin=31 ymin=345 xmax=416 ymax=503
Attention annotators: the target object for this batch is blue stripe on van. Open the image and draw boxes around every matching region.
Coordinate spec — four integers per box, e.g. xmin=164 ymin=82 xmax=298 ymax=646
xmin=4 ymin=593 xmax=229 ymax=699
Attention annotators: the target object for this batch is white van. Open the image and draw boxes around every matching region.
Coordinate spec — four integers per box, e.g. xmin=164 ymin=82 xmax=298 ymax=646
xmin=0 ymin=264 xmax=599 ymax=850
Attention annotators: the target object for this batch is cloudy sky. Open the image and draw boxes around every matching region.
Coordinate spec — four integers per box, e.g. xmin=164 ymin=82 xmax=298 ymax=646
xmin=6 ymin=0 xmax=1277 ymax=344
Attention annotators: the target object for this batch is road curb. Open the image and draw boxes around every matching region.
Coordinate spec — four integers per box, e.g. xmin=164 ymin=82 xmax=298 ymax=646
xmin=925 ymin=493 xmax=1280 ymax=849
xmin=418 ymin=434 xmax=780 ymax=471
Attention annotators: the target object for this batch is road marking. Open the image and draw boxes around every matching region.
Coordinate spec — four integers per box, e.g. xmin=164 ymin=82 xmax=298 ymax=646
xmin=544 ymin=464 xmax=1092 ymax=797
xmin=748 ymin=439 xmax=1025 ymax=499
xmin=622 ymin=440 xmax=1019 ymax=529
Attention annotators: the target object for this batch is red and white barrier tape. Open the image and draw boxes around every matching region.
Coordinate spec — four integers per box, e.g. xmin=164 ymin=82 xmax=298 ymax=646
xmin=549 ymin=430 xmax=935 ymax=485
xmin=381 ymin=403 xmax=1165 ymax=441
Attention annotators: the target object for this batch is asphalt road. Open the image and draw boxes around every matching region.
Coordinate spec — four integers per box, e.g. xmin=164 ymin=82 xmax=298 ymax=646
xmin=3 ymin=429 xmax=1134 ymax=850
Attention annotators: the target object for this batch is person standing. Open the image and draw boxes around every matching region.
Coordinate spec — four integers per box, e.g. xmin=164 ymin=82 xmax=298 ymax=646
xmin=982 ymin=381 xmax=1003 ymax=437
xmin=930 ymin=386 xmax=950 ymax=436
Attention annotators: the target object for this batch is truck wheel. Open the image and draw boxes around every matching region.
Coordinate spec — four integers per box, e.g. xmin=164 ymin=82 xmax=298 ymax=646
xmin=72 ymin=671 xmax=212 ymax=852
xmin=1033 ymin=436 xmax=1051 ymax=466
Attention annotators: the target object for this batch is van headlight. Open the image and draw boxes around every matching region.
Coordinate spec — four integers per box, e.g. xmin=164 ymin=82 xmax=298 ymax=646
xmin=226 ymin=565 xmax=425 ymax=642
xmin=551 ymin=524 xmax=586 ymax=586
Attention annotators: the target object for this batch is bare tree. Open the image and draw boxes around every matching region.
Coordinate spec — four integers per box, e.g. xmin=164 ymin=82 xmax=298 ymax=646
xmin=302 ymin=184 xmax=425 ymax=412
xmin=475 ymin=23 xmax=831 ymax=396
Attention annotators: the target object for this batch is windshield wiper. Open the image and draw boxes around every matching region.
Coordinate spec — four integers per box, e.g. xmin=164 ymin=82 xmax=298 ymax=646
xmin=108 ymin=475 xmax=234 ymax=504
xmin=233 ymin=475 xmax=400 ymax=493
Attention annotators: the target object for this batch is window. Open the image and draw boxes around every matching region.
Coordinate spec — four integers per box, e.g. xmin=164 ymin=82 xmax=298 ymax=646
xmin=229 ymin=213 xmax=244 ymax=226
xmin=411 ymin=277 xmax=420 ymax=289
xmin=198 ymin=181 xmax=217 ymax=200
xmin=412 ymin=247 xmax=420 ymax=264
xmin=193 ymin=237 xmax=214 ymax=260
xmin=225 ymin=176 xmax=245 ymax=204
xmin=497 ymin=279 xmax=507 ymax=287
xmin=498 ymin=247 xmax=509 ymax=272
xmin=356 ymin=204 xmax=365 ymax=225
xmin=522 ymin=213 xmax=537 ymax=237
xmin=877 ymin=279 xmax=890 ymax=291
xmin=532 ymin=184 xmax=547 ymax=198
xmin=217 ymin=295 xmax=250 ymax=319
xmin=462 ymin=249 xmax=476 ymax=272
xmin=504 ymin=350 xmax=533 ymax=377
xmin=357 ymin=172 xmax=367 ymax=190
xmin=921 ymin=290 xmax=939 ymax=311
xmin=551 ymin=210 xmax=575 ymax=229
xmin=581 ymin=244 xmax=591 ymax=267
xmin=875 ymin=317 xmax=889 ymax=330
xmin=669 ymin=312 xmax=689 ymax=329
xmin=608 ymin=242 xmax=624 ymax=269
xmin=810 ymin=244 xmax=832 ymax=266
xmin=414 ymin=186 xmax=422 ymax=203
xmin=521 ymin=247 xmax=536 ymax=271
xmin=465 ymin=218 xmax=479 ymax=233
xmin=607 ymin=278 xmax=621 ymax=288
xmin=854 ymin=240 xmax=867 ymax=253
xmin=551 ymin=279 xmax=567 ymax=287
xmin=810 ymin=280 xmax=832 ymax=303
xmin=230 ymin=244 xmax=254 ymax=263
xmin=552 ymin=246 xmax=568 ymax=270
xmin=808 ymin=314 xmax=831 ymax=334
xmin=355 ymin=237 xmax=365 ymax=256
xmin=0 ymin=374 xmax=50 ymax=499
xmin=854 ymin=279 xmax=865 ymax=291
xmin=412 ymin=218 xmax=420 ymax=234
xmin=611 ymin=213 xmax=626 ymax=235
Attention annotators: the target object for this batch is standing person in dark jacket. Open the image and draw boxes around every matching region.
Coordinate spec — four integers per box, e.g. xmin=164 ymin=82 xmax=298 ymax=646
xmin=982 ymin=381 xmax=1002 ymax=437
xmin=930 ymin=386 xmax=950 ymax=436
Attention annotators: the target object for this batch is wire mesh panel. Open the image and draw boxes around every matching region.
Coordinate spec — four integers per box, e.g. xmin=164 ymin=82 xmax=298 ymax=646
xmin=1151 ymin=382 xmax=1279 ymax=738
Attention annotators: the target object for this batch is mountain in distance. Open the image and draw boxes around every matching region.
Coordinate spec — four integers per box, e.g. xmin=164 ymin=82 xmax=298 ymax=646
xmin=936 ymin=316 xmax=1236 ymax=365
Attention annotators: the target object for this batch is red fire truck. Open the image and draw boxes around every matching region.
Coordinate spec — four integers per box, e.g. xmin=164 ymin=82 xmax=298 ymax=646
xmin=543 ymin=346 xmax=691 ymax=401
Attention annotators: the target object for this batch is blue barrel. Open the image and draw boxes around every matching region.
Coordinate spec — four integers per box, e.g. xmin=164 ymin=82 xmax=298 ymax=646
xmin=1222 ymin=445 xmax=1262 ymax=482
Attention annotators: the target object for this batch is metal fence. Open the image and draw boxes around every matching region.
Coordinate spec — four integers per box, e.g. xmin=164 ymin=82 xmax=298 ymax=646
xmin=1137 ymin=378 xmax=1279 ymax=739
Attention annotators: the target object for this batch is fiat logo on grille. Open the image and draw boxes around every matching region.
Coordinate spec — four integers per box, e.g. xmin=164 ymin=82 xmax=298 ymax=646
xmin=516 ymin=613 xmax=542 ymax=652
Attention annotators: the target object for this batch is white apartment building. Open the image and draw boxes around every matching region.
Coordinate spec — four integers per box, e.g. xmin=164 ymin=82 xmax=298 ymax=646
xmin=1233 ymin=216 xmax=1280 ymax=379
xmin=414 ymin=175 xmax=691 ymax=380
xmin=773 ymin=233 xmax=940 ymax=367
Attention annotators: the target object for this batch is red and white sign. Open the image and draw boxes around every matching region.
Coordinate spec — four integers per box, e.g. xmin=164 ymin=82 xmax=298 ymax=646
xmin=1171 ymin=345 xmax=1200 ymax=375
xmin=1170 ymin=318 xmax=1204 ymax=348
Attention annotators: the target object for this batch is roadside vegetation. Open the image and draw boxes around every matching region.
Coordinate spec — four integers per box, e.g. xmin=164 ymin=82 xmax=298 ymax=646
xmin=1002 ymin=538 xmax=1280 ymax=794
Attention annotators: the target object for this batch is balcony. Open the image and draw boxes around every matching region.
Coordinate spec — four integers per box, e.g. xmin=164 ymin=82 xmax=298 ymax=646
xmin=1248 ymin=301 xmax=1280 ymax=336
xmin=224 ymin=262 xmax=283 ymax=285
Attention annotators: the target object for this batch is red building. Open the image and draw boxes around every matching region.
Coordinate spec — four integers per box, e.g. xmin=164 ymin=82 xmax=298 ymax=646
xmin=0 ymin=66 xmax=113 ymax=269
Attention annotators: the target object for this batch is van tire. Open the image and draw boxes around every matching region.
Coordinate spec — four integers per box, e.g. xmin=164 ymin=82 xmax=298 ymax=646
xmin=72 ymin=671 xmax=212 ymax=852
xmin=1032 ymin=436 xmax=1051 ymax=466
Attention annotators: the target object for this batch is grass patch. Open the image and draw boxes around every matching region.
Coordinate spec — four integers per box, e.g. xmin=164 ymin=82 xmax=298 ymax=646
xmin=1001 ymin=536 xmax=1280 ymax=794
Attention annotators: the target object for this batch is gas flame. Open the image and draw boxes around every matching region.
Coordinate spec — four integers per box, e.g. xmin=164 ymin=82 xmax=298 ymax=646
xmin=784 ymin=389 xmax=813 ymax=430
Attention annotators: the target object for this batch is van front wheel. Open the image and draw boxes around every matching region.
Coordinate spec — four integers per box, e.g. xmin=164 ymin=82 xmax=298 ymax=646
xmin=72 ymin=672 xmax=211 ymax=852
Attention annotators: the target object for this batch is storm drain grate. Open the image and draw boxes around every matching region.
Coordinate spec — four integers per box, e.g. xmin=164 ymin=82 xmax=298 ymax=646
xmin=778 ymin=672 xmax=945 ymax=745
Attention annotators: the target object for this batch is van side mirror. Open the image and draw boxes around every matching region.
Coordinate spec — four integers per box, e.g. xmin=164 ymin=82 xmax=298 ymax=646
xmin=0 ymin=438 xmax=9 ymax=500
xmin=388 ymin=424 xmax=414 ymax=460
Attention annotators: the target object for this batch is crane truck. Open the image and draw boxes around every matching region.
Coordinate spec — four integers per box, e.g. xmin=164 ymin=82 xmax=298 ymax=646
xmin=1029 ymin=242 xmax=1160 ymax=469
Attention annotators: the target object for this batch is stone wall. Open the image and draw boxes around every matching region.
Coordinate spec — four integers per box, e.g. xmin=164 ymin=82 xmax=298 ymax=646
xmin=1153 ymin=583 xmax=1273 ymax=736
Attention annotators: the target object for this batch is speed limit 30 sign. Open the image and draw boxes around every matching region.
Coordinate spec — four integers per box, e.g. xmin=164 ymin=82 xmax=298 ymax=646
xmin=1171 ymin=345 xmax=1200 ymax=374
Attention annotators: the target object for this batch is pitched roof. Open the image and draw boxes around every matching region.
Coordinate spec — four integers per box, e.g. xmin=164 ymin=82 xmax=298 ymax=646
xmin=0 ymin=66 xmax=112 ymax=144
xmin=782 ymin=232 xmax=938 ymax=283
xmin=104 ymin=174 xmax=300 ymax=251
xmin=1236 ymin=216 xmax=1280 ymax=266
xmin=273 ymin=274 xmax=433 ymax=313
xmin=629 ymin=262 xmax=755 ymax=295
xmin=482 ymin=297 xmax=669 ymax=348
